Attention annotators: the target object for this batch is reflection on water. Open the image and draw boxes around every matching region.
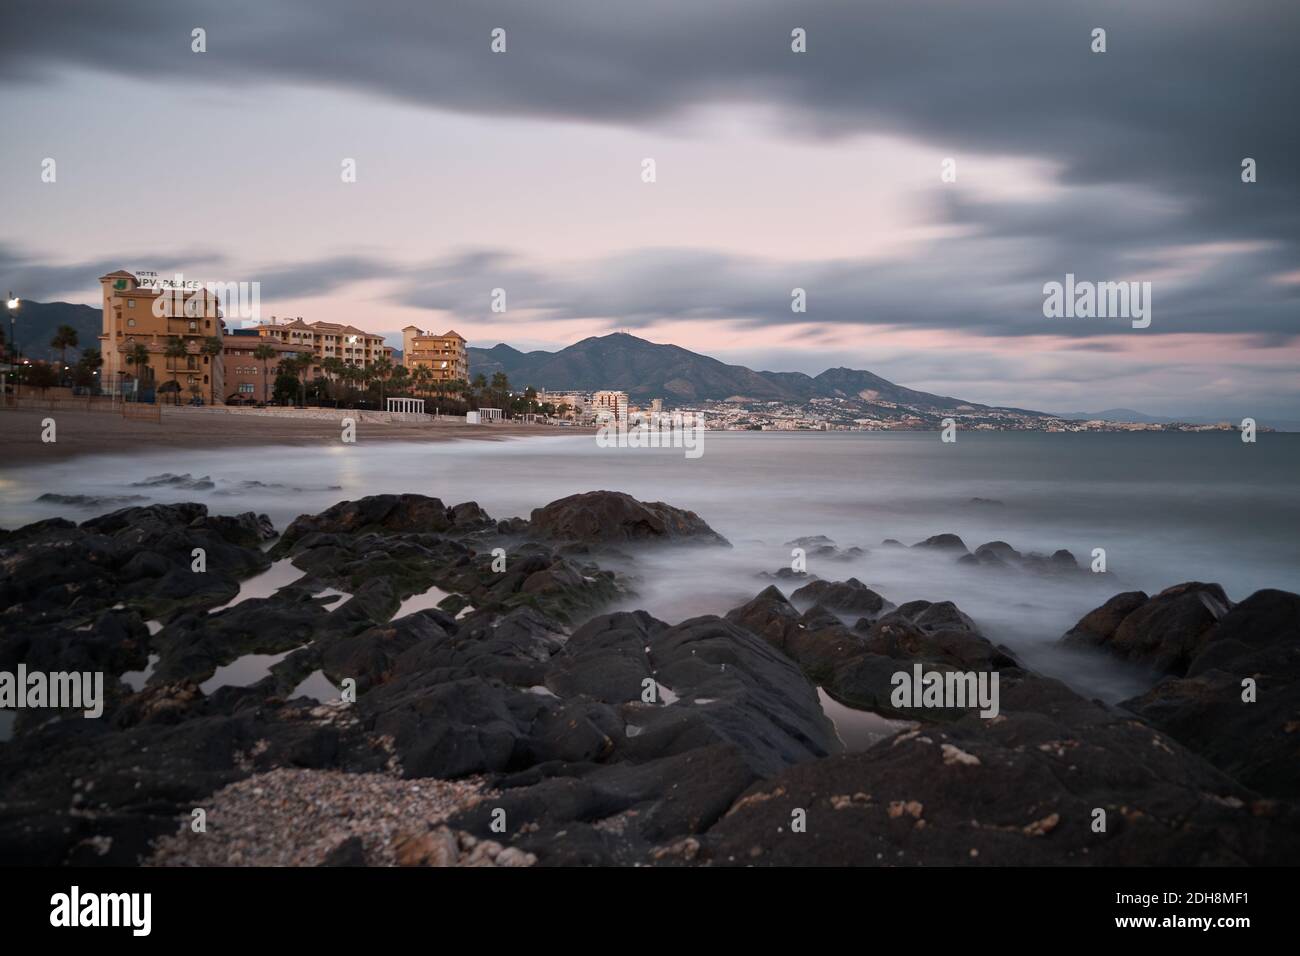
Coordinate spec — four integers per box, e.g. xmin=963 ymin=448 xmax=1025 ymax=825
xmin=290 ymin=669 xmax=339 ymax=703
xmin=122 ymin=654 xmax=160 ymax=692
xmin=393 ymin=584 xmax=453 ymax=619
xmin=200 ymin=647 xmax=302 ymax=695
xmin=208 ymin=559 xmax=303 ymax=614
xmin=312 ymin=587 xmax=351 ymax=607
xmin=818 ymin=688 xmax=916 ymax=753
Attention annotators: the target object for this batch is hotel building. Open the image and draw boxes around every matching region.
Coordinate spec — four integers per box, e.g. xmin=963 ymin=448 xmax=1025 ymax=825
xmin=222 ymin=330 xmax=316 ymax=403
xmin=400 ymin=327 xmax=468 ymax=382
xmin=253 ymin=317 xmax=390 ymax=369
xmin=98 ymin=270 xmax=225 ymax=403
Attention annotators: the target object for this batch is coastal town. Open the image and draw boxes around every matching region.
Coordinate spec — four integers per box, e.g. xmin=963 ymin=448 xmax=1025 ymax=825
xmin=0 ymin=270 xmax=1265 ymax=434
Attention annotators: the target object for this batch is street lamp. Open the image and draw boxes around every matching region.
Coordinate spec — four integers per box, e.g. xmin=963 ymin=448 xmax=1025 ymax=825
xmin=5 ymin=292 xmax=18 ymax=401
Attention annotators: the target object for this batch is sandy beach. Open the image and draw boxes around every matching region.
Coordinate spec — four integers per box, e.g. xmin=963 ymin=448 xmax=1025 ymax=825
xmin=0 ymin=407 xmax=584 ymax=463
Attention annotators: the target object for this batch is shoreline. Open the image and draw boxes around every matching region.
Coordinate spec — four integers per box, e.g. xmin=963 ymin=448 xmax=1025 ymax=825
xmin=0 ymin=407 xmax=590 ymax=464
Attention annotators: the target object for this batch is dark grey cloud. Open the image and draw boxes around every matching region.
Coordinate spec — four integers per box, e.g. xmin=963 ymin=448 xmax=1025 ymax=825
xmin=2 ymin=1 xmax=1296 ymax=345
xmin=0 ymin=245 xmax=395 ymax=303
xmin=3 ymin=0 xmax=1296 ymax=246
xmin=0 ymin=245 xmax=230 ymax=300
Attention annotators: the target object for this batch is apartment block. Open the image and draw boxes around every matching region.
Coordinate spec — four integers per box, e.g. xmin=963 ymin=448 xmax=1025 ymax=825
xmin=400 ymin=326 xmax=468 ymax=382
xmin=591 ymin=390 xmax=629 ymax=425
xmin=254 ymin=317 xmax=388 ymax=369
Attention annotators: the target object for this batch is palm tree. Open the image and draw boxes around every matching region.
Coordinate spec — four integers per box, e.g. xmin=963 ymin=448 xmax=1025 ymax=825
xmin=415 ymin=366 xmax=436 ymax=409
xmin=124 ymin=342 xmax=152 ymax=399
xmin=370 ymin=357 xmax=393 ymax=407
xmin=200 ymin=336 xmax=224 ymax=405
xmin=253 ymin=343 xmax=277 ymax=404
xmin=292 ymin=353 xmax=313 ymax=406
xmin=73 ymin=347 xmax=102 ymax=391
xmin=320 ymin=356 xmax=345 ymax=404
xmin=163 ymin=336 xmax=189 ymax=404
xmin=50 ymin=325 xmax=78 ymax=384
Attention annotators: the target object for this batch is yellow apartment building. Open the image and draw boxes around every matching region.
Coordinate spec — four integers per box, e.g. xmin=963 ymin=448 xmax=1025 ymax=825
xmin=253 ymin=317 xmax=388 ymax=369
xmin=400 ymin=326 xmax=468 ymax=382
xmin=98 ymin=270 xmax=225 ymax=403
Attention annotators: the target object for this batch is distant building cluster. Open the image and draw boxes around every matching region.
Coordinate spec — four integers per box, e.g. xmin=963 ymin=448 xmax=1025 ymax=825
xmin=95 ymin=269 xmax=468 ymax=405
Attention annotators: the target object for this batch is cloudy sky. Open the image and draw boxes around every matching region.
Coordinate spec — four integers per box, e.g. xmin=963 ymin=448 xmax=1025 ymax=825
xmin=1 ymin=0 xmax=1297 ymax=420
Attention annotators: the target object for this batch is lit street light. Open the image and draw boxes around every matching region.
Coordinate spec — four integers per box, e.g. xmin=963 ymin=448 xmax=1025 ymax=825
xmin=5 ymin=292 xmax=18 ymax=401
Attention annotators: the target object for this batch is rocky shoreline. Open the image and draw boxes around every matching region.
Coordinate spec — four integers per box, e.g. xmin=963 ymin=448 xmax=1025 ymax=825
xmin=1 ymin=489 xmax=1296 ymax=865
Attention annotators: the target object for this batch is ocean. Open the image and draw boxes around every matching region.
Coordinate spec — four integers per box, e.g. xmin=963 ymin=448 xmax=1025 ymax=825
xmin=4 ymin=430 xmax=1297 ymax=704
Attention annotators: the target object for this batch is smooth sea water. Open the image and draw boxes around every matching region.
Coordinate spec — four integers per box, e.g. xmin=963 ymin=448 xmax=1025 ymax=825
xmin=3 ymin=431 xmax=1297 ymax=704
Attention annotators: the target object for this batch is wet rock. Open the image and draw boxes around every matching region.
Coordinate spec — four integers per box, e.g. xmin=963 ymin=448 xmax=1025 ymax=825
xmin=911 ymin=533 xmax=969 ymax=554
xmin=274 ymin=494 xmax=475 ymax=552
xmin=971 ymin=541 xmax=1021 ymax=566
xmin=529 ymin=491 xmax=729 ymax=546
xmin=1063 ymin=583 xmax=1229 ymax=675
xmin=1123 ymin=588 xmax=1300 ymax=799
xmin=702 ymin=676 xmax=1300 ymax=866
xmin=783 ymin=535 xmax=867 ymax=561
xmin=1062 ymin=591 xmax=1149 ymax=648
xmin=790 ymin=578 xmax=889 ymax=617
xmin=130 ymin=473 xmax=214 ymax=490
xmin=725 ymin=586 xmax=804 ymax=650
xmin=192 ymin=511 xmax=278 ymax=548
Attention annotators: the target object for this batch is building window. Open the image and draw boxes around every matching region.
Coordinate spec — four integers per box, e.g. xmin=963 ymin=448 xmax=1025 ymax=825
xmin=239 ymin=383 xmax=254 ymax=394
xmin=189 ymin=321 xmax=197 ymax=332
xmin=127 ymin=318 xmax=136 ymax=327
xmin=127 ymin=299 xmax=136 ymax=307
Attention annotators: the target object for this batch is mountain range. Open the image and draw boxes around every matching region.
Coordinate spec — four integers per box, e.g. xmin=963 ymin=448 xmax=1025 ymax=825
xmin=3 ymin=300 xmax=101 ymax=364
xmin=469 ymin=332 xmax=1048 ymax=415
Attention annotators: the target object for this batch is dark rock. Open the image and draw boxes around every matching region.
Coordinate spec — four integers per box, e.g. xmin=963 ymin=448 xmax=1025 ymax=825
xmin=274 ymin=494 xmax=472 ymax=552
xmin=1123 ymin=588 xmax=1300 ymax=798
xmin=130 ymin=473 xmax=214 ymax=490
xmin=911 ymin=533 xmax=968 ymax=554
xmin=973 ymin=541 xmax=1020 ymax=563
xmin=529 ymin=491 xmax=729 ymax=546
xmin=1063 ymin=583 xmax=1229 ymax=675
xmin=1062 ymin=591 xmax=1149 ymax=648
xmin=790 ymin=578 xmax=889 ymax=617
xmin=320 ymin=836 xmax=368 ymax=866
xmin=702 ymin=675 xmax=1300 ymax=866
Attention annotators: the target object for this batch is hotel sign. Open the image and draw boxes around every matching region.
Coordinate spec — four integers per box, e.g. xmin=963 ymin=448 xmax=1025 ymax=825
xmin=134 ymin=270 xmax=202 ymax=291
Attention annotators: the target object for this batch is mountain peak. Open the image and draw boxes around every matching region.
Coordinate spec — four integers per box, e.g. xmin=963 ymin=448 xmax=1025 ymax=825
xmin=465 ymin=334 xmax=1042 ymax=415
